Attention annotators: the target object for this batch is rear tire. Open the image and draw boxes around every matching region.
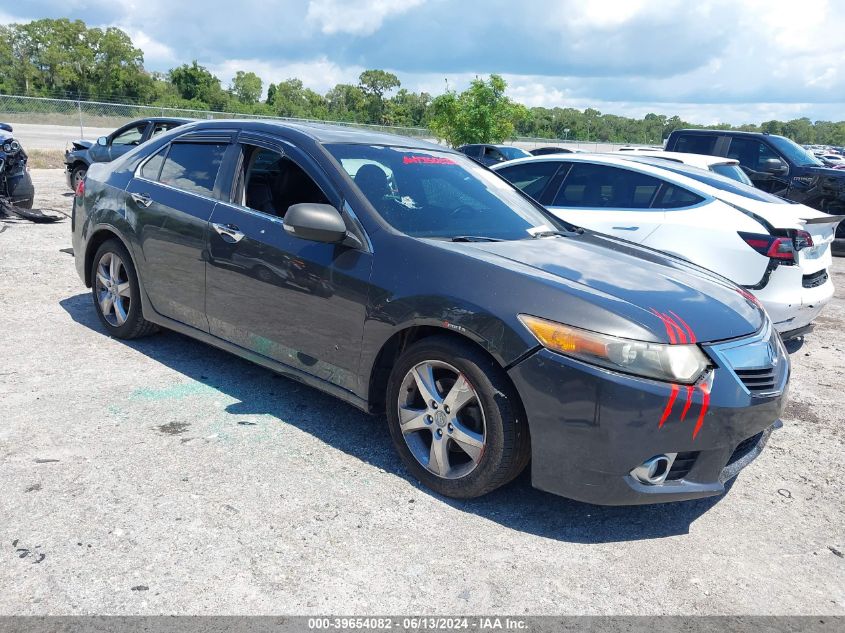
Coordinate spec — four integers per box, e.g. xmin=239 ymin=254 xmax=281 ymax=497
xmin=90 ymin=239 xmax=158 ymax=339
xmin=385 ymin=336 xmax=530 ymax=498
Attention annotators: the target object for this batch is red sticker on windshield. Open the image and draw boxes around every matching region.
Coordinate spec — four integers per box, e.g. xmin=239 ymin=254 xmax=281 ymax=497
xmin=403 ymin=156 xmax=456 ymax=165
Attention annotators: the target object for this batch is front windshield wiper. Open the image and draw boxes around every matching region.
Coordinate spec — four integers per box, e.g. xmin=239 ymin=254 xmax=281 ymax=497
xmin=448 ymin=235 xmax=505 ymax=242
xmin=528 ymin=228 xmax=583 ymax=239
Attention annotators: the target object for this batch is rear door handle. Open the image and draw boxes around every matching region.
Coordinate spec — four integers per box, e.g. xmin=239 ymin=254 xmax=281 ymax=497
xmin=212 ymin=222 xmax=245 ymax=243
xmin=130 ymin=192 xmax=153 ymax=208
xmin=612 ymin=226 xmax=639 ymax=231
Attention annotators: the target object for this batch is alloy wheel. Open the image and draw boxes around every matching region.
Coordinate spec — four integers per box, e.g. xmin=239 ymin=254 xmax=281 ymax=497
xmin=72 ymin=168 xmax=87 ymax=190
xmin=397 ymin=360 xmax=486 ymax=479
xmin=94 ymin=251 xmax=131 ymax=327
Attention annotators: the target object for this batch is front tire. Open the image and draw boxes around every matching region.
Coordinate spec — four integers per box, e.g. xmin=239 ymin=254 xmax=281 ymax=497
xmin=386 ymin=336 xmax=530 ymax=498
xmin=90 ymin=239 xmax=157 ymax=339
xmin=8 ymin=171 xmax=34 ymax=209
xmin=70 ymin=164 xmax=87 ymax=192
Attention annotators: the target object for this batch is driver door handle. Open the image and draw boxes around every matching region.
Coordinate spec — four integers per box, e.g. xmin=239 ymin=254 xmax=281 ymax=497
xmin=130 ymin=192 xmax=153 ymax=208
xmin=612 ymin=226 xmax=639 ymax=231
xmin=212 ymin=222 xmax=245 ymax=243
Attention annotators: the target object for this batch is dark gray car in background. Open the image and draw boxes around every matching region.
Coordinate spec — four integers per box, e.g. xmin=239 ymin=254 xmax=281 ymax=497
xmin=457 ymin=143 xmax=531 ymax=166
xmin=71 ymin=120 xmax=788 ymax=505
xmin=64 ymin=117 xmax=189 ymax=190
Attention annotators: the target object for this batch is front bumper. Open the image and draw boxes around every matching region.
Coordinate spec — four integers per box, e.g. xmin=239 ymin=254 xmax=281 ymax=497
xmin=509 ymin=334 xmax=788 ymax=505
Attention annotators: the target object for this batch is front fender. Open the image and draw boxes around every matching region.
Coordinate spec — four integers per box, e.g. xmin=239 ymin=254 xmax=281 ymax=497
xmin=364 ymin=292 xmax=537 ymax=370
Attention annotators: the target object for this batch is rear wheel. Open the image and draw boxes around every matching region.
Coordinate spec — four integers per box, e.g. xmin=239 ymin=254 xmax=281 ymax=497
xmin=90 ymin=239 xmax=157 ymax=339
xmin=386 ymin=336 xmax=530 ymax=498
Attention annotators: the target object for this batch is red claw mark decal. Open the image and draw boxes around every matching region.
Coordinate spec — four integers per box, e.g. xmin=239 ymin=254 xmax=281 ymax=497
xmin=651 ymin=309 xmax=713 ymax=440
xmin=667 ymin=310 xmax=696 ymax=344
xmin=649 ymin=308 xmax=677 ymax=343
xmin=693 ymin=380 xmax=712 ymax=439
xmin=658 ymin=384 xmax=679 ymax=428
xmin=679 ymin=385 xmax=694 ymax=421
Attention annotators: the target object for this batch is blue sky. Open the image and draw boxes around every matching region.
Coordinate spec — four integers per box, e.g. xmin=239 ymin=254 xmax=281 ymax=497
xmin=3 ymin=0 xmax=845 ymax=124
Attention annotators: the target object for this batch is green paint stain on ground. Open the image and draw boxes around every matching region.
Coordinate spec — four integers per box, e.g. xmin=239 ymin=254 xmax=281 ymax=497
xmin=131 ymin=382 xmax=217 ymax=401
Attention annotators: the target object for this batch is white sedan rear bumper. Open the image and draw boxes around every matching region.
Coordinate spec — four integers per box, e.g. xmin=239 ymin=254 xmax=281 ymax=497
xmin=754 ymin=264 xmax=834 ymax=336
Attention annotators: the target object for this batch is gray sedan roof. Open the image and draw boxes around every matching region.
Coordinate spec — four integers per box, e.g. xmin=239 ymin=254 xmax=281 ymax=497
xmin=187 ymin=118 xmax=445 ymax=151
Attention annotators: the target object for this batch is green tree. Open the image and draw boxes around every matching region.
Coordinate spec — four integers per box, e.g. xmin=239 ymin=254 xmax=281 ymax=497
xmin=272 ymin=78 xmax=327 ymax=118
xmin=386 ymin=89 xmax=431 ymax=126
xmin=428 ymin=74 xmax=528 ymax=146
xmin=90 ymin=27 xmax=151 ymax=100
xmin=231 ymin=70 xmax=262 ymax=104
xmin=266 ymin=82 xmax=277 ymax=105
xmin=325 ymin=83 xmax=367 ymax=121
xmin=169 ymin=60 xmax=227 ymax=108
xmin=358 ymin=69 xmax=400 ymax=123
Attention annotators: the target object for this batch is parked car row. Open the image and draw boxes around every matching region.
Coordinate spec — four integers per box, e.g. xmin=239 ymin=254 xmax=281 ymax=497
xmin=667 ymin=130 xmax=845 ymax=256
xmin=492 ymin=153 xmax=839 ymax=339
xmin=72 ymin=119 xmax=791 ymax=506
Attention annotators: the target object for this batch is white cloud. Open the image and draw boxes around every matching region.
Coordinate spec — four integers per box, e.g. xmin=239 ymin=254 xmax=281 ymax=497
xmin=3 ymin=0 xmax=845 ymax=125
xmin=122 ymin=29 xmax=177 ymax=65
xmin=305 ymin=0 xmax=426 ymax=35
xmin=208 ymin=57 xmax=364 ymax=96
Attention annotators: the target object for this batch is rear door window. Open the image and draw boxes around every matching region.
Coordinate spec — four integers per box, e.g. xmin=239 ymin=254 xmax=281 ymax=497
xmin=158 ymin=142 xmax=227 ymax=197
xmin=673 ymin=134 xmax=717 ymax=156
xmin=551 ymin=163 xmax=661 ymax=209
xmin=496 ymin=161 xmax=561 ymax=199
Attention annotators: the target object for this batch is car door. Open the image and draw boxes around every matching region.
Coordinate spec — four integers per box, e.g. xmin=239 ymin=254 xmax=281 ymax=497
xmin=542 ymin=162 xmax=667 ymax=243
xmin=125 ymin=130 xmax=234 ymax=331
xmin=204 ymin=134 xmax=373 ymax=393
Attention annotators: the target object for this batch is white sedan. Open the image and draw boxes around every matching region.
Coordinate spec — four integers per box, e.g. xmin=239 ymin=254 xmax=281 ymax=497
xmin=614 ymin=150 xmax=753 ymax=185
xmin=493 ymin=154 xmax=842 ymax=338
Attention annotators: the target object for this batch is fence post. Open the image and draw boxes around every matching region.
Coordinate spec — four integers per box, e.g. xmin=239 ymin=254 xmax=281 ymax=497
xmin=76 ymin=98 xmax=84 ymax=138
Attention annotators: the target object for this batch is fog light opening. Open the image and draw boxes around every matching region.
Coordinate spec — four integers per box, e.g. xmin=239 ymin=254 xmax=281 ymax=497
xmin=630 ymin=454 xmax=676 ymax=485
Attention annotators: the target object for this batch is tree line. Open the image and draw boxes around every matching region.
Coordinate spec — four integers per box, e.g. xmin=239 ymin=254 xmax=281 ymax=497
xmin=2 ymin=18 xmax=845 ymax=146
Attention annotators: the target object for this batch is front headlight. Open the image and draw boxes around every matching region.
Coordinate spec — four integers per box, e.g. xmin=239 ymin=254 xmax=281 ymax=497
xmin=519 ymin=314 xmax=710 ymax=384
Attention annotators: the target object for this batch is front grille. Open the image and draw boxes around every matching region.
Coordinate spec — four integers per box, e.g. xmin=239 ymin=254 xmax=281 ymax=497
xmin=666 ymin=451 xmax=698 ymax=480
xmin=734 ymin=367 xmax=777 ymax=393
xmin=802 ymin=269 xmax=828 ymax=288
xmin=727 ymin=431 xmax=764 ymax=466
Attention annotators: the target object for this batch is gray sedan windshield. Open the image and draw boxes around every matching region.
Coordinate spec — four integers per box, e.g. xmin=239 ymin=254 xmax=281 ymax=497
xmin=327 ymin=144 xmax=565 ymax=240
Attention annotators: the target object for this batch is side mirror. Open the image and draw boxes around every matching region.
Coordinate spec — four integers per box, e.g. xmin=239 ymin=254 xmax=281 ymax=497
xmin=760 ymin=157 xmax=787 ymax=175
xmin=97 ymin=136 xmax=108 ymax=147
xmin=284 ymin=203 xmax=347 ymax=243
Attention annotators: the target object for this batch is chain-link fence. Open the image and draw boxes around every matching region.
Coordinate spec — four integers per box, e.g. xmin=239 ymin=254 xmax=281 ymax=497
xmin=0 ymin=94 xmax=636 ymax=153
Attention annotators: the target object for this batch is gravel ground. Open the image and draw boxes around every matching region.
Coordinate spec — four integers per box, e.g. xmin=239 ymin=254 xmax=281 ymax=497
xmin=0 ymin=169 xmax=843 ymax=615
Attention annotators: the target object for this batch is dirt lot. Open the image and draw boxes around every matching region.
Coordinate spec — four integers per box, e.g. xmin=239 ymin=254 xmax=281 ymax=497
xmin=0 ymin=169 xmax=843 ymax=615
